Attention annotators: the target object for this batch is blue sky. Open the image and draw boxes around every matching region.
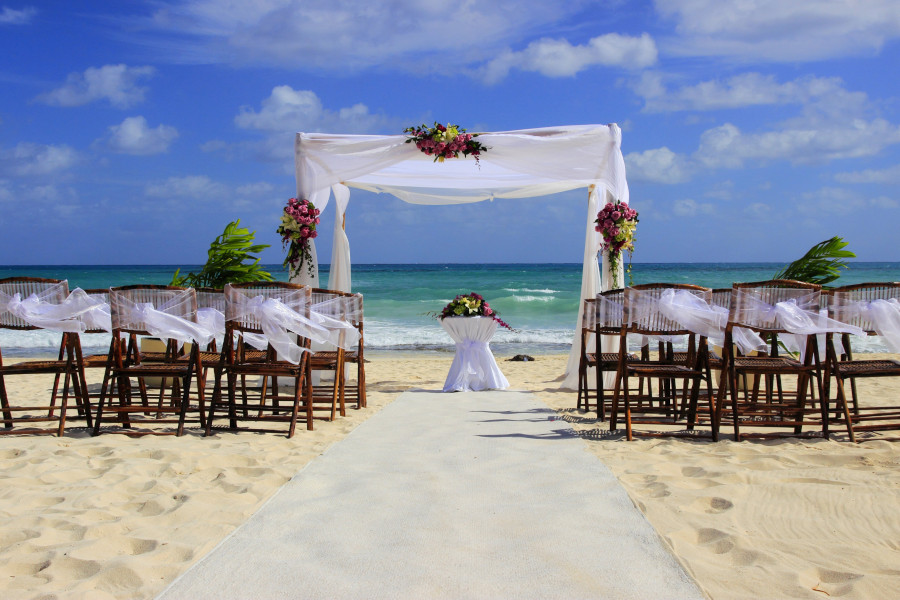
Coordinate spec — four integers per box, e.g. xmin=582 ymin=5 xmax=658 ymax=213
xmin=1 ymin=0 xmax=899 ymax=267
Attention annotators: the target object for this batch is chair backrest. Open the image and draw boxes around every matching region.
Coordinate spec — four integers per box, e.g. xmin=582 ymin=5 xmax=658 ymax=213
xmin=82 ymin=288 xmax=110 ymax=334
xmin=624 ymin=283 xmax=711 ymax=336
xmin=224 ymin=282 xmax=310 ymax=335
xmin=585 ymin=288 xmax=625 ymax=335
xmin=196 ymin=287 xmax=226 ymax=312
xmin=711 ymin=288 xmax=731 ymax=311
xmin=109 ymin=285 xmax=197 ymax=336
xmin=728 ymin=279 xmax=821 ymax=333
xmin=0 ymin=277 xmax=69 ymax=330
xmin=828 ymin=282 xmax=900 ymax=335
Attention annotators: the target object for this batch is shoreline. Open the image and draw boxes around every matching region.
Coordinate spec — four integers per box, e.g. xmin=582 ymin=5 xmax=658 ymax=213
xmin=0 ymin=353 xmax=898 ymax=598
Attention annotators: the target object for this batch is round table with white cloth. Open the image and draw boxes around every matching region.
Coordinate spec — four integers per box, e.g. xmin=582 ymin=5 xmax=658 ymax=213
xmin=441 ymin=316 xmax=510 ymax=393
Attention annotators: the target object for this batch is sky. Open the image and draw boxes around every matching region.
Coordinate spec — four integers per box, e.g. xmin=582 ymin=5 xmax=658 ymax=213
xmin=1 ymin=0 xmax=899 ymax=267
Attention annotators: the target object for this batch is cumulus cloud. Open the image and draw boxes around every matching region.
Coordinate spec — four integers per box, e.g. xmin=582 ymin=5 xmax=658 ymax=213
xmin=624 ymin=147 xmax=692 ymax=184
xmin=37 ymin=64 xmax=155 ymax=109
xmin=0 ymin=5 xmax=36 ymax=24
xmin=479 ymin=33 xmax=657 ymax=83
xmin=835 ymin=164 xmax=900 ymax=184
xmin=655 ymin=0 xmax=900 ymax=61
xmin=634 ymin=72 xmax=868 ymax=114
xmin=139 ymin=0 xmax=644 ymax=77
xmin=0 ymin=142 xmax=78 ymax=176
xmin=235 ymin=86 xmax=386 ymax=133
xmin=105 ymin=116 xmax=178 ymax=155
xmin=145 ymin=175 xmax=228 ymax=199
xmin=797 ymin=186 xmax=897 ymax=215
xmin=694 ymin=120 xmax=900 ymax=168
xmin=672 ymin=198 xmax=714 ymax=217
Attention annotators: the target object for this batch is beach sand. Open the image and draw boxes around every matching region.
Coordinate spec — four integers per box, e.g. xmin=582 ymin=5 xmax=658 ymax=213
xmin=0 ymin=353 xmax=898 ymax=599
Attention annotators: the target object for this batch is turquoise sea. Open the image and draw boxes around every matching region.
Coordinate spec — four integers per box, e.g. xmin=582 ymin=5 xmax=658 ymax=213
xmin=2 ymin=262 xmax=899 ymax=357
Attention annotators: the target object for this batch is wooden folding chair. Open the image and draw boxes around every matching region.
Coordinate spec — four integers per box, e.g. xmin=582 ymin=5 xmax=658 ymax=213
xmin=825 ymin=282 xmax=900 ymax=442
xmin=205 ymin=282 xmax=314 ymax=438
xmin=0 ymin=277 xmax=89 ymax=436
xmin=92 ymin=285 xmax=205 ymax=436
xmin=308 ymin=288 xmax=362 ymax=420
xmin=714 ymin=280 xmax=826 ymax=441
xmin=610 ymin=284 xmax=716 ymax=441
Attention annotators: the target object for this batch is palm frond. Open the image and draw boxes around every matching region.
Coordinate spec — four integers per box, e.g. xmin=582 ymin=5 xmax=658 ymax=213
xmin=171 ymin=219 xmax=273 ymax=288
xmin=773 ymin=236 xmax=855 ymax=287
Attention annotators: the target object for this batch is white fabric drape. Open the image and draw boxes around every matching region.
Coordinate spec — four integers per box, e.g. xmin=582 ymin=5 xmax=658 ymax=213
xmin=327 ymin=183 xmax=352 ymax=293
xmin=441 ymin=317 xmax=509 ymax=392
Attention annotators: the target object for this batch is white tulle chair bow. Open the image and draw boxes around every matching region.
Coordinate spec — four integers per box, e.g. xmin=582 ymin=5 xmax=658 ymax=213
xmin=0 ymin=281 xmax=92 ymax=333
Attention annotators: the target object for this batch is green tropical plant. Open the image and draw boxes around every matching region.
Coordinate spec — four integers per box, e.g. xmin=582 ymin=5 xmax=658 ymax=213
xmin=773 ymin=236 xmax=855 ymax=288
xmin=170 ymin=220 xmax=274 ymax=289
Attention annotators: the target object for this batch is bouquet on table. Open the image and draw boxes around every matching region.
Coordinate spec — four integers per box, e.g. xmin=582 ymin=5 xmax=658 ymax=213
xmin=595 ymin=200 xmax=638 ymax=281
xmin=277 ymin=197 xmax=320 ymax=277
xmin=439 ymin=292 xmax=512 ymax=330
xmin=404 ymin=122 xmax=487 ymax=164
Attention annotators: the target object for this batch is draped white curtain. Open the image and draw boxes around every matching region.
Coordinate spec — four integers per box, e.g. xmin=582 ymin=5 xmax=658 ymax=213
xmin=295 ymin=124 xmax=630 ymax=381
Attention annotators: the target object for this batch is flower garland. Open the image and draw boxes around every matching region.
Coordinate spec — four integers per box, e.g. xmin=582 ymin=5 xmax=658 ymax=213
xmin=439 ymin=292 xmax=512 ymax=330
xmin=404 ymin=122 xmax=487 ymax=164
xmin=595 ymin=200 xmax=638 ymax=282
xmin=277 ymin=197 xmax=320 ymax=277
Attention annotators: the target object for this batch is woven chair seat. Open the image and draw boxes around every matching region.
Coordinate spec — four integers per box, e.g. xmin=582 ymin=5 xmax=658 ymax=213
xmin=835 ymin=359 xmax=900 ymax=376
xmin=585 ymin=352 xmax=639 ymax=365
xmin=733 ymin=356 xmax=809 ymax=371
xmin=0 ymin=360 xmax=76 ymax=375
xmin=627 ymin=363 xmax=705 ymax=377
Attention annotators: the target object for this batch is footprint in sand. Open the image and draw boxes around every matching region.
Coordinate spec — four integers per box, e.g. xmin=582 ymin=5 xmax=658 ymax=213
xmin=689 ymin=496 xmax=734 ymax=514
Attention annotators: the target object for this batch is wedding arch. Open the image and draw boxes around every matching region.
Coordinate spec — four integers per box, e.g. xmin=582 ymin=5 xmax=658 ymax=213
xmin=293 ymin=124 xmax=630 ymax=388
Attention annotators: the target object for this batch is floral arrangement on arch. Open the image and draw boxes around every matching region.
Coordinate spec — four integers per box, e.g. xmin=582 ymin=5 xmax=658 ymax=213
xmin=595 ymin=200 xmax=638 ymax=281
xmin=439 ymin=292 xmax=512 ymax=330
xmin=277 ymin=197 xmax=320 ymax=276
xmin=404 ymin=123 xmax=487 ymax=164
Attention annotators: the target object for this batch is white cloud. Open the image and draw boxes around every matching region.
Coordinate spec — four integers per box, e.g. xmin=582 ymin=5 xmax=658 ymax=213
xmin=140 ymin=0 xmax=635 ymax=75
xmin=794 ymin=187 xmax=898 ymax=218
xmin=235 ymin=86 xmax=386 ymax=133
xmin=672 ymin=198 xmax=714 ymax=217
xmin=145 ymin=175 xmax=228 ymax=199
xmin=479 ymin=33 xmax=657 ymax=83
xmin=105 ymin=116 xmax=179 ymax=155
xmin=0 ymin=142 xmax=78 ymax=176
xmin=635 ymin=73 xmax=867 ymax=114
xmin=36 ymin=64 xmax=156 ymax=109
xmin=655 ymin=0 xmax=900 ymax=61
xmin=695 ymin=120 xmax=900 ymax=168
xmin=236 ymin=181 xmax=275 ymax=196
xmin=0 ymin=6 xmax=36 ymax=25
xmin=624 ymin=147 xmax=692 ymax=184
xmin=835 ymin=164 xmax=900 ymax=184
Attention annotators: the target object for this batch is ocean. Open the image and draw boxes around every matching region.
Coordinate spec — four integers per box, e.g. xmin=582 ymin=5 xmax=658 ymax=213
xmin=2 ymin=262 xmax=899 ymax=358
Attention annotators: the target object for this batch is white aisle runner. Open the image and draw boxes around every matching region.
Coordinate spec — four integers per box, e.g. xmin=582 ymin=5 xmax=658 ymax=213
xmin=158 ymin=390 xmax=704 ymax=600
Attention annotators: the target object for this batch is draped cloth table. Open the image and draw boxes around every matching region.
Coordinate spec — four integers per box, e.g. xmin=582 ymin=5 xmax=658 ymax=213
xmin=441 ymin=317 xmax=509 ymax=393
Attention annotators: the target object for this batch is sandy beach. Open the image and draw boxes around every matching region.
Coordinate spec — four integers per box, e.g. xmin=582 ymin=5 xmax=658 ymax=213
xmin=1 ymin=353 xmax=898 ymax=599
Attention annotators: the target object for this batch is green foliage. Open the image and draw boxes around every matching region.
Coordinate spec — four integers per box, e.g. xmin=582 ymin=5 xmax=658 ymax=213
xmin=773 ymin=236 xmax=855 ymax=288
xmin=170 ymin=220 xmax=274 ymax=289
